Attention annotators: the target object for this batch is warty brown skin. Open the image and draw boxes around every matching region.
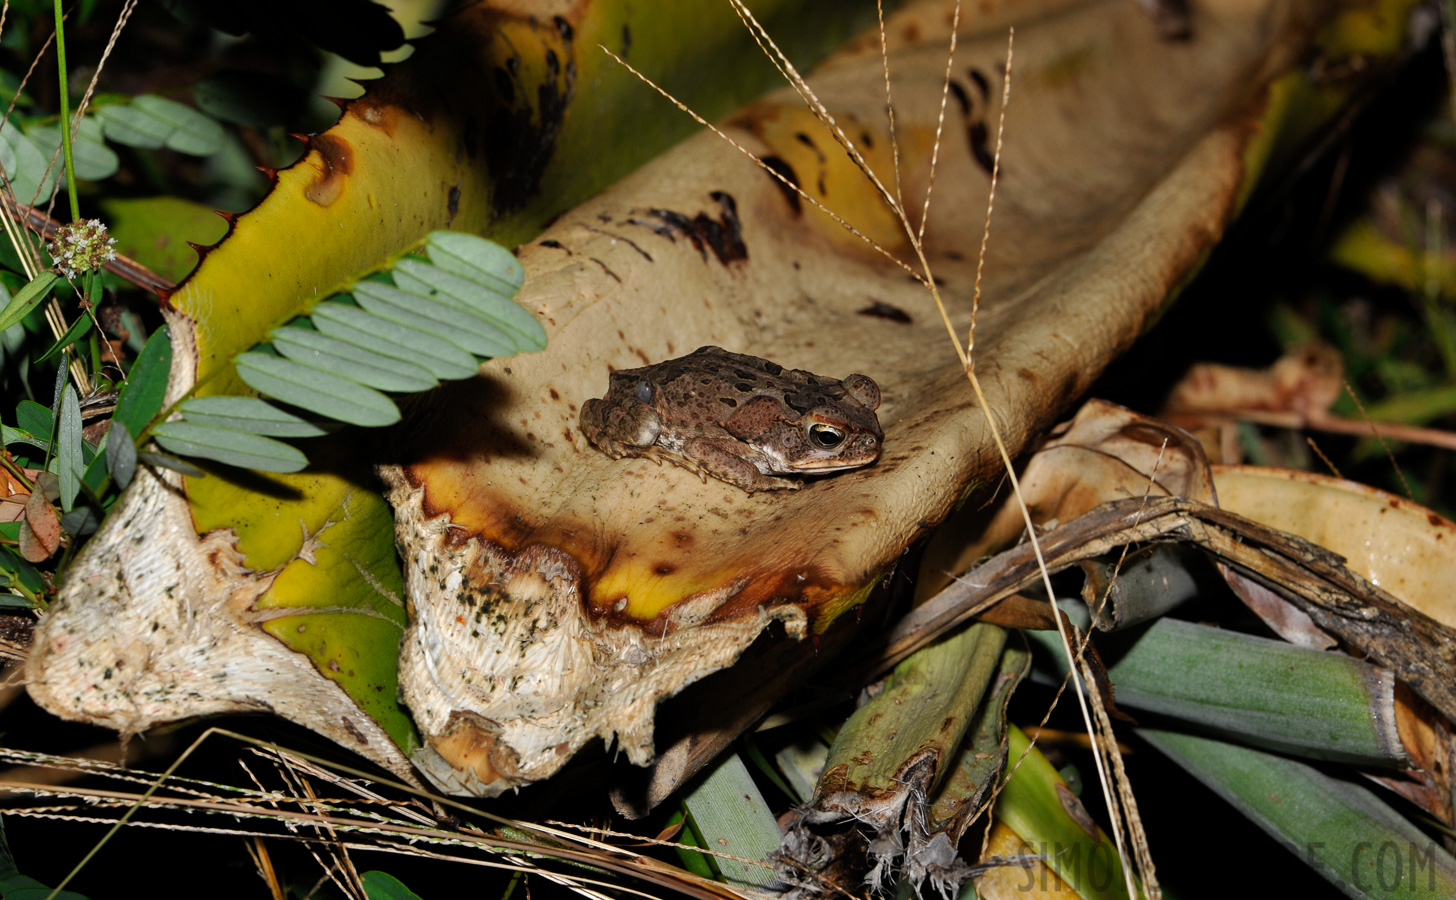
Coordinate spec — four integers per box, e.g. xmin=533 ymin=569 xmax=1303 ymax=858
xmin=580 ymin=346 xmax=883 ymax=492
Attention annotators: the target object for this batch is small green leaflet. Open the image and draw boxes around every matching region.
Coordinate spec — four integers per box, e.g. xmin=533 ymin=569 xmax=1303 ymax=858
xmin=177 ymin=396 xmax=334 ymax=437
xmin=235 ymin=353 xmax=401 ymax=427
xmin=26 ymin=118 xmax=119 ymax=181
xmin=152 ymin=421 xmax=308 ymax=473
xmin=170 ymin=231 xmax=545 ymax=473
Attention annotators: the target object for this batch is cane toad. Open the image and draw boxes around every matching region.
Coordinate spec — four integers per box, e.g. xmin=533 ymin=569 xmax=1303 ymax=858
xmin=579 ymin=346 xmax=882 ymax=492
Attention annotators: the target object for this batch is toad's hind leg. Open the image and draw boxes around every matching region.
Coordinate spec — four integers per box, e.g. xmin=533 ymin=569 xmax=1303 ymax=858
xmin=679 ymin=436 xmax=800 ymax=492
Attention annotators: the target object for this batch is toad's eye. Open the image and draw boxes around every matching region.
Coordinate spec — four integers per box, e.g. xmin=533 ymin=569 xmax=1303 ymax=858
xmin=808 ymin=423 xmax=846 ymax=449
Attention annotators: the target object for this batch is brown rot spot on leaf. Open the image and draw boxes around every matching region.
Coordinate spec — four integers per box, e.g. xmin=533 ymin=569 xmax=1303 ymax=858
xmin=761 ymin=155 xmax=802 ymax=213
xmin=857 ymin=301 xmax=912 ymax=323
xmin=486 ymin=23 xmax=576 ymax=218
xmin=1057 ymin=782 xmax=1101 ymax=839
xmin=304 ymin=134 xmax=355 ymax=206
xmin=633 ymin=192 xmax=748 ymax=265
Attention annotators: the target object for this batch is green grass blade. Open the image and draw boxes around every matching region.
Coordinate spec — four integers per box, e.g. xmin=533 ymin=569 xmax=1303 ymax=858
xmin=683 ymin=752 xmax=782 ymax=889
xmin=1141 ymin=729 xmax=1456 ymax=898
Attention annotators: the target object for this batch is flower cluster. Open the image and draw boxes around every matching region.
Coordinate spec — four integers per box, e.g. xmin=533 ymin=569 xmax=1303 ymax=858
xmin=46 ymin=219 xmax=118 ymax=279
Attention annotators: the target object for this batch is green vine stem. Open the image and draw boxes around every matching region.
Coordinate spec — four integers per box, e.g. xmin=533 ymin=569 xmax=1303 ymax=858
xmin=51 ymin=0 xmax=80 ymax=223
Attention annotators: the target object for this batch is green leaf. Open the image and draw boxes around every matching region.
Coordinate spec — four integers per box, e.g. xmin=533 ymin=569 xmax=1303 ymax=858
xmin=152 ymin=421 xmax=308 ymax=473
xmin=35 ymin=312 xmax=94 ymax=364
xmin=270 ymin=326 xmax=438 ymax=393
xmin=360 ymin=871 xmax=424 ymax=900
xmin=997 ymin=725 xmax=1132 ymax=899
xmin=393 ymin=259 xmax=546 ymax=351
xmin=0 ymin=124 xmax=58 ymax=206
xmin=26 ymin=119 xmax=119 ymax=181
xmin=112 ymin=327 xmax=172 ymax=438
xmin=56 ymin=385 xmax=82 ymax=512
xmin=0 ymin=425 xmax=46 ymax=453
xmin=235 ymin=352 xmax=401 ymax=427
xmin=0 ymin=273 xmax=59 ymax=335
xmin=177 ymin=396 xmax=336 ymax=438
xmin=106 ymin=420 xmax=137 ymax=489
xmin=1030 ymin=617 xmax=1406 ymax=766
xmin=133 ymin=95 xmax=225 ymax=155
xmin=309 ymin=304 xmax=478 ymax=380
xmin=96 ymin=104 xmax=166 ymax=149
xmin=683 ymin=753 xmax=782 ymax=889
xmin=98 ymin=95 xmax=224 ymax=156
xmin=351 ymin=283 xmax=515 ymax=358
xmin=0 ymin=545 xmax=44 ymax=598
xmin=1142 ymin=729 xmax=1456 ymax=898
xmin=14 ymin=401 xmax=52 ymax=444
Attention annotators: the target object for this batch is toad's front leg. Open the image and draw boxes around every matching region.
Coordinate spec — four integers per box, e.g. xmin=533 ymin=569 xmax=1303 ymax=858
xmin=679 ymin=436 xmax=801 ymax=493
xmin=580 ymin=396 xmax=661 ymax=459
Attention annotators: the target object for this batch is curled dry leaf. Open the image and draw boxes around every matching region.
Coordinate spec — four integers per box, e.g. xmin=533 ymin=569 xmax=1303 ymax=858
xmin=1213 ymin=465 xmax=1456 ymax=629
xmin=18 ymin=485 xmax=62 ymax=563
xmin=913 ymin=398 xmax=1212 ymax=617
xmin=1163 ymin=342 xmax=1344 ymax=421
xmin=0 ymin=459 xmax=42 ymax=525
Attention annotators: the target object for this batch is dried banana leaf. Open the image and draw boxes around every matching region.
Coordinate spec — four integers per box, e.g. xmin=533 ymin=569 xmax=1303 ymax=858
xmin=388 ymin=0 xmax=1419 ymax=796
